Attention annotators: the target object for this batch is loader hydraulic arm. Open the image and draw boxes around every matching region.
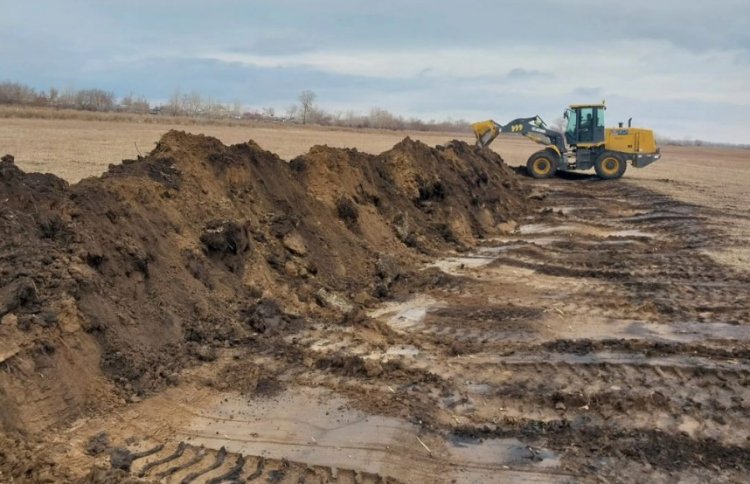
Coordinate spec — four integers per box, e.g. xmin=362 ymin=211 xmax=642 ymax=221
xmin=472 ymin=116 xmax=566 ymax=155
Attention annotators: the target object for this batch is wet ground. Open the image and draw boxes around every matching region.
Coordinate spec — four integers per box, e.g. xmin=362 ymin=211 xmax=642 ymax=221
xmin=54 ymin=175 xmax=750 ymax=483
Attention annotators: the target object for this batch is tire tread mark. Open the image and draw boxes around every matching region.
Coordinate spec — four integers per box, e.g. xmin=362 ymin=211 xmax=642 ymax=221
xmin=180 ymin=446 xmax=227 ymax=484
xmin=205 ymin=454 xmax=246 ymax=484
xmin=155 ymin=446 xmax=206 ymax=478
xmin=138 ymin=441 xmax=186 ymax=477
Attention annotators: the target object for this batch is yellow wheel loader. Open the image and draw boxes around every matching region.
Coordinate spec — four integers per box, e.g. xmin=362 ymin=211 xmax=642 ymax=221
xmin=472 ymin=102 xmax=661 ymax=179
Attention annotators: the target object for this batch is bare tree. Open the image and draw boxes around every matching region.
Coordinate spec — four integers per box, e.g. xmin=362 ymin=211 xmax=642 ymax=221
xmin=232 ymin=100 xmax=243 ymax=117
xmin=165 ymin=88 xmax=183 ymax=116
xmin=57 ymin=87 xmax=77 ymax=109
xmin=183 ymin=91 xmax=203 ymax=116
xmin=0 ymin=82 xmax=38 ymax=105
xmin=121 ymin=93 xmax=150 ymax=114
xmin=285 ymin=104 xmax=299 ymax=122
xmin=369 ymin=107 xmax=403 ymax=130
xmin=298 ymin=90 xmax=316 ymax=125
xmin=48 ymin=87 xmax=59 ymax=107
xmin=75 ymin=89 xmax=115 ymax=111
xmin=262 ymin=106 xmax=275 ymax=119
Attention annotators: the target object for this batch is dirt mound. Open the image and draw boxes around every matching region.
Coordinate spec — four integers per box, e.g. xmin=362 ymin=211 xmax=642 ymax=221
xmin=291 ymin=138 xmax=524 ymax=251
xmin=0 ymin=131 xmax=529 ymax=436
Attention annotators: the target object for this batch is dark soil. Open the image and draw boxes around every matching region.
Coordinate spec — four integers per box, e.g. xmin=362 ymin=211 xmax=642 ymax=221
xmin=0 ymin=131 xmax=528 ymax=441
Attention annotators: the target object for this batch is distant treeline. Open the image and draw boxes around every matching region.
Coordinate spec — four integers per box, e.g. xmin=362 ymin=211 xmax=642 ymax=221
xmin=654 ymin=135 xmax=748 ymax=149
xmin=0 ymin=82 xmax=148 ymax=113
xmin=0 ymin=81 xmax=470 ymax=132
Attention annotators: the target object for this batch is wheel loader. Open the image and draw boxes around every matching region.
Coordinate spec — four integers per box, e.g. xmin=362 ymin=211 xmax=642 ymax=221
xmin=472 ymin=102 xmax=661 ymax=179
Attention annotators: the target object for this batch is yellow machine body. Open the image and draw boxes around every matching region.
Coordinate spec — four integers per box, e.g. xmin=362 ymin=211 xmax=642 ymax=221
xmin=604 ymin=127 xmax=658 ymax=155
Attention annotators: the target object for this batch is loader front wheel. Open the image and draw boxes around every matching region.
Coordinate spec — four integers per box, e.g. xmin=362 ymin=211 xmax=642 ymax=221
xmin=595 ymin=152 xmax=627 ymax=179
xmin=526 ymin=150 xmax=558 ymax=179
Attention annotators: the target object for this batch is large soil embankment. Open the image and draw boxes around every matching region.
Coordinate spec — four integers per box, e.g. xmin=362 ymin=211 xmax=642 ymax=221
xmin=0 ymin=131 xmax=528 ymax=444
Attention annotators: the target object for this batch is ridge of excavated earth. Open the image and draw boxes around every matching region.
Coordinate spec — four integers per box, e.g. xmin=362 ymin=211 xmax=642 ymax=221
xmin=1 ymin=133 xmax=749 ymax=483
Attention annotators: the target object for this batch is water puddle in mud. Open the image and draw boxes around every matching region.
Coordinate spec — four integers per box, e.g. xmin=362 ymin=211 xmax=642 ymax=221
xmin=178 ymin=387 xmax=564 ymax=483
xmin=627 ymin=320 xmax=750 ymax=342
xmin=607 ymin=229 xmax=656 ymax=238
xmin=518 ymin=223 xmax=655 ymax=239
xmin=449 ymin=436 xmax=561 ymax=470
xmin=384 ymin=345 xmax=420 ymax=358
xmin=489 ymin=236 xmax=564 ymax=246
xmin=427 ymin=255 xmax=496 ymax=274
xmin=621 ymin=210 xmax=701 ymax=223
xmin=465 ymin=383 xmax=494 ymax=395
xmin=544 ymin=206 xmax=578 ymax=215
xmin=427 ymin=220 xmax=657 ymax=280
xmin=369 ymin=295 xmax=440 ymax=332
xmin=553 ymin=319 xmax=750 ymax=344
xmin=471 ymin=351 xmax=750 ymax=373
xmin=518 ymin=223 xmax=577 ymax=235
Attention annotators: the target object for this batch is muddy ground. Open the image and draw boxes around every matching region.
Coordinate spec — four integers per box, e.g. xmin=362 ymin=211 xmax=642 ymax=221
xmin=1 ymin=134 xmax=749 ymax=483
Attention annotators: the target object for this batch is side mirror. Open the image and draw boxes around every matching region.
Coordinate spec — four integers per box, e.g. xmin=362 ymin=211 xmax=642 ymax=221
xmin=628 ymin=118 xmax=632 ymax=127
xmin=563 ymin=111 xmax=568 ymax=120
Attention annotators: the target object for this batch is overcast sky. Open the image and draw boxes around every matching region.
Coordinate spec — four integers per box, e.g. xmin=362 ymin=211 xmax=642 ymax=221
xmin=2 ymin=0 xmax=749 ymax=143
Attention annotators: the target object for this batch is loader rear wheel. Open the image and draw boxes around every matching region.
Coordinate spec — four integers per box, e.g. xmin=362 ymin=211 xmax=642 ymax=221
xmin=526 ymin=150 xmax=558 ymax=179
xmin=595 ymin=152 xmax=627 ymax=180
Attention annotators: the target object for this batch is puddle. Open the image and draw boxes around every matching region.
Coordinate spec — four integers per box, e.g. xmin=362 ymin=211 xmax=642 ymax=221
xmin=626 ymin=320 xmax=750 ymax=342
xmin=475 ymin=244 xmax=533 ymax=255
xmin=518 ymin=223 xmax=579 ymax=235
xmin=465 ymin=383 xmax=494 ymax=395
xmin=471 ymin=351 xmax=750 ymax=373
xmin=178 ymin=387 xmax=567 ymax=483
xmin=491 ymin=235 xmax=566 ymax=247
xmin=621 ymin=211 xmax=700 ymax=223
xmin=607 ymin=229 xmax=655 ymax=238
xmin=384 ymin=345 xmax=420 ymax=358
xmin=427 ymin=255 xmax=496 ymax=274
xmin=449 ymin=436 xmax=561 ymax=470
xmin=368 ymin=295 xmax=440 ymax=332
xmin=545 ymin=206 xmax=579 ymax=215
xmin=518 ymin=223 xmax=655 ymax=239
xmin=552 ymin=319 xmax=750 ymax=344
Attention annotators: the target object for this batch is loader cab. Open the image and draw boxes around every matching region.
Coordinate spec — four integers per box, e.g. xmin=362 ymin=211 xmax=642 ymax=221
xmin=564 ymin=103 xmax=606 ymax=147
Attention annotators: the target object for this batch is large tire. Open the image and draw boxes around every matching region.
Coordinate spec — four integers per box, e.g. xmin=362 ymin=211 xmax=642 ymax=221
xmin=526 ymin=150 xmax=558 ymax=179
xmin=594 ymin=152 xmax=627 ymax=179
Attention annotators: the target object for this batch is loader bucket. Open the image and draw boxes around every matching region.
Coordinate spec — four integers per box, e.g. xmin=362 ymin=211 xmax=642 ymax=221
xmin=471 ymin=120 xmax=501 ymax=148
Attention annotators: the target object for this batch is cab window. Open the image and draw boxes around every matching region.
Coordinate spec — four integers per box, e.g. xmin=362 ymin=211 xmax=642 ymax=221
xmin=593 ymin=107 xmax=605 ymax=142
xmin=578 ymin=107 xmax=594 ymax=142
xmin=564 ymin=109 xmax=577 ymax=145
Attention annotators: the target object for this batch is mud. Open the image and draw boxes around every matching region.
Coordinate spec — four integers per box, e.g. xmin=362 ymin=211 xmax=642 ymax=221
xmin=84 ymin=432 xmax=110 ymax=456
xmin=1 ymin=133 xmax=749 ymax=482
xmin=0 ymin=132 xmax=528 ymax=480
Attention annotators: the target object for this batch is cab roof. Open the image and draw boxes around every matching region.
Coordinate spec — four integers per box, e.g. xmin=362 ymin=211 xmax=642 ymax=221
xmin=569 ymin=102 xmax=606 ymax=109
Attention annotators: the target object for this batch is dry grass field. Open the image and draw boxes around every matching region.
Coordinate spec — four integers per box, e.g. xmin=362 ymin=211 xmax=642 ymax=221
xmin=2 ymin=116 xmax=747 ymax=181
xmin=0 ymin=117 xmax=474 ymax=182
xmin=2 ymin=117 xmax=750 ymax=482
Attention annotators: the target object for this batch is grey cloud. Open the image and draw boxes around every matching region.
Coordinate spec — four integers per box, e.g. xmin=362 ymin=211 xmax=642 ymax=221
xmin=506 ymin=68 xmax=549 ymax=80
xmin=225 ymin=30 xmax=320 ymax=56
xmin=571 ymin=87 xmax=603 ymax=98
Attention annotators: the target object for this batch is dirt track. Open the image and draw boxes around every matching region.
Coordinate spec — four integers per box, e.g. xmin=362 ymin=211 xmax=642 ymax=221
xmin=1 ymin=130 xmax=749 ymax=483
